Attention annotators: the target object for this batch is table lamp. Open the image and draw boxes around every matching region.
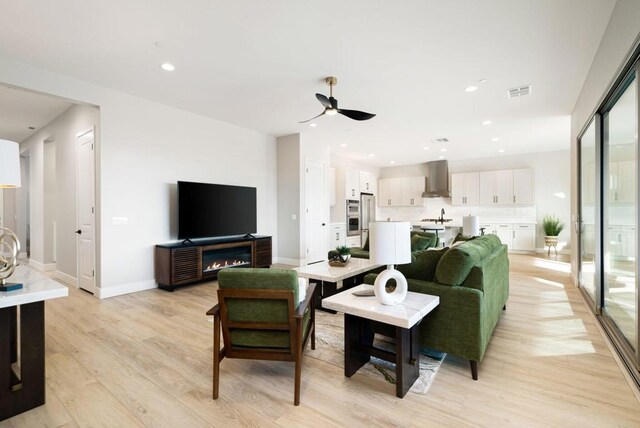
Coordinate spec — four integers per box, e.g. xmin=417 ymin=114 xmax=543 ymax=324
xmin=0 ymin=139 xmax=22 ymax=292
xmin=369 ymin=220 xmax=411 ymax=305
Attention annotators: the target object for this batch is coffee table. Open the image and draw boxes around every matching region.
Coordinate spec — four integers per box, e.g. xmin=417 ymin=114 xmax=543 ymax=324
xmin=322 ymin=284 xmax=439 ymax=398
xmin=293 ymin=258 xmax=382 ymax=312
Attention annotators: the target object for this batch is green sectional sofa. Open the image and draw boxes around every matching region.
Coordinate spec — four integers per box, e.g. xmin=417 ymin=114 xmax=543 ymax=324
xmin=328 ymin=231 xmax=439 ymax=260
xmin=364 ymin=234 xmax=509 ymax=380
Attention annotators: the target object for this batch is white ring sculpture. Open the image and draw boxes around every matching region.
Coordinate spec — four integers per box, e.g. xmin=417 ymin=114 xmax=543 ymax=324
xmin=373 ymin=265 xmax=408 ymax=305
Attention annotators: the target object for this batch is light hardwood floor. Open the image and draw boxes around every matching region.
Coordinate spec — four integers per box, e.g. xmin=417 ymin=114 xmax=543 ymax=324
xmin=2 ymin=254 xmax=640 ymax=427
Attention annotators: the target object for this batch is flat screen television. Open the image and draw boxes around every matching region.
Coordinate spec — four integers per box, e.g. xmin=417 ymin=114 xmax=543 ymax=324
xmin=178 ymin=181 xmax=257 ymax=240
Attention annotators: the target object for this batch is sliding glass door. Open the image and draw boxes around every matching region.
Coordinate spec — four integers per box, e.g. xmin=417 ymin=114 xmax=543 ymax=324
xmin=578 ymin=119 xmax=598 ymax=307
xmin=602 ymin=75 xmax=637 ymax=352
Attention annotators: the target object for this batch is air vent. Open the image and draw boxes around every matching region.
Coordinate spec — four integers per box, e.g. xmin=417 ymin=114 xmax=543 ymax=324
xmin=507 ymin=85 xmax=531 ymax=98
xmin=433 ymin=137 xmax=449 ymax=144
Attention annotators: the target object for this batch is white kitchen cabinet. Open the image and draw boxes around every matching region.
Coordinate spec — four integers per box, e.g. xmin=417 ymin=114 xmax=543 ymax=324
xmin=330 ymin=167 xmax=336 ymax=206
xmin=479 ymin=172 xmax=496 ymax=205
xmin=346 ymin=235 xmax=361 ymax=248
xmin=330 ymin=223 xmax=346 ymax=248
xmin=378 ymin=177 xmax=402 ymax=206
xmin=617 ymin=161 xmax=635 ymax=203
xmin=495 ymin=223 xmax=513 ymax=246
xmin=401 ymin=176 xmax=424 ymax=206
xmin=512 ymin=224 xmax=536 ymax=251
xmin=495 ymin=170 xmax=513 ymax=205
xmin=451 ymin=172 xmax=479 ymax=205
xmin=359 ymin=171 xmax=375 ymax=194
xmin=512 ymin=169 xmax=534 ymax=205
xmin=345 ymin=169 xmax=360 ymax=199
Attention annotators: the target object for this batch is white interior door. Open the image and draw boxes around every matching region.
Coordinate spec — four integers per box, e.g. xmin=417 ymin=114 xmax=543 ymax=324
xmin=305 ymin=159 xmax=327 ymax=264
xmin=77 ymin=130 xmax=96 ymax=293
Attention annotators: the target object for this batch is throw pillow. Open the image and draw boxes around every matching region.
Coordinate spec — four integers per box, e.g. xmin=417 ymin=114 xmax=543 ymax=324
xmin=397 ymin=246 xmax=448 ymax=281
xmin=453 ymin=232 xmax=476 ymax=244
xmin=411 ymin=234 xmax=432 ymax=251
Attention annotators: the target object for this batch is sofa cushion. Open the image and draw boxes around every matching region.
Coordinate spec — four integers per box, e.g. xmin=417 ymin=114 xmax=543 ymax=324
xmin=410 ymin=231 xmax=438 ymax=248
xmin=397 ymin=246 xmax=448 ymax=281
xmin=453 ymin=232 xmax=476 ymax=244
xmin=411 ymin=234 xmax=432 ymax=251
xmin=435 ymin=234 xmax=503 ymax=286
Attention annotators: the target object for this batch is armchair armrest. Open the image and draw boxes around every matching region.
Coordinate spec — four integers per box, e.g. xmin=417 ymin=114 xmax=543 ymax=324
xmin=294 ymin=283 xmax=316 ymax=318
xmin=206 ymin=304 xmax=220 ymax=317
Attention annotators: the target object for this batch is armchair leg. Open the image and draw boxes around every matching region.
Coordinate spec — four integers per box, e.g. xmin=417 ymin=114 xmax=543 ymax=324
xmin=213 ymin=315 xmax=221 ymax=399
xmin=470 ymin=360 xmax=478 ymax=381
xmin=503 ymin=304 xmax=506 ymax=310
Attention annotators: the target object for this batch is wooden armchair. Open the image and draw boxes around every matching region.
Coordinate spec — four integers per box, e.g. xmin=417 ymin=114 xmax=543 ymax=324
xmin=207 ymin=268 xmax=316 ymax=406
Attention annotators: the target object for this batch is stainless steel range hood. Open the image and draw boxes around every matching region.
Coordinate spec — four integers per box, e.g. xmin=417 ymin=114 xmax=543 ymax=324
xmin=421 ymin=160 xmax=450 ymax=198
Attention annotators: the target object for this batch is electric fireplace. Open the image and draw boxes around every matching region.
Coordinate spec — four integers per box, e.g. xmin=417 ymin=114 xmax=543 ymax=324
xmin=202 ymin=245 xmax=252 ymax=275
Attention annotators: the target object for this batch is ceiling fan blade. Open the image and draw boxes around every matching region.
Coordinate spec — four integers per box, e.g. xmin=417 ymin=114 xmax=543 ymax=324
xmin=337 ymin=109 xmax=376 ymax=121
xmin=299 ymin=110 xmax=326 ymax=123
xmin=316 ymin=93 xmax=331 ymax=108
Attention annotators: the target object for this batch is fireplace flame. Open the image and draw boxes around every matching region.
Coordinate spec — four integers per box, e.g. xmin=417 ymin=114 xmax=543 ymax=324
xmin=204 ymin=259 xmax=250 ymax=272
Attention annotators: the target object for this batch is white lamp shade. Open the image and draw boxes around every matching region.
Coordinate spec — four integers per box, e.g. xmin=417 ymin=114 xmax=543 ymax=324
xmin=369 ymin=221 xmax=411 ymax=265
xmin=0 ymin=139 xmax=21 ymax=188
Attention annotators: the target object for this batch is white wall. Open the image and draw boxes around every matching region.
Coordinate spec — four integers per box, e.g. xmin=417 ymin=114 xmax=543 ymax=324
xmin=18 ymin=104 xmax=99 ymax=276
xmin=0 ymin=54 xmax=278 ymax=297
xmin=329 ymin=155 xmax=380 ymax=224
xmin=276 ymin=133 xmax=331 ymax=265
xmin=570 ymin=0 xmax=640 ymax=280
xmin=378 ymin=150 xmax=572 ymax=249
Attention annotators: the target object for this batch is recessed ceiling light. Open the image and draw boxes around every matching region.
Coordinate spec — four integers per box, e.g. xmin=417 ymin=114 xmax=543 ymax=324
xmin=390 ymin=161 xmax=396 ymax=164
xmin=479 ymin=79 xmax=487 ymax=84
xmin=438 ymin=155 xmax=445 ymax=159
xmin=423 ymin=147 xmax=430 ymax=150
xmin=369 ymin=154 xmax=375 ymax=157
xmin=482 ymin=120 xmax=492 ymax=125
xmin=340 ymin=143 xmax=347 ymax=147
xmin=309 ymin=123 xmax=317 ymax=127
xmin=465 ymin=86 xmax=478 ymax=92
xmin=440 ymin=148 xmax=447 ymax=152
xmin=498 ymin=149 xmax=505 ymax=153
xmin=491 ymin=137 xmax=500 ymax=142
xmin=160 ymin=62 xmax=175 ymax=71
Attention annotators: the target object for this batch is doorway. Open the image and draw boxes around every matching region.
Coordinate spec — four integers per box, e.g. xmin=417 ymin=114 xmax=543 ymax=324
xmin=305 ymin=158 xmax=327 ymax=264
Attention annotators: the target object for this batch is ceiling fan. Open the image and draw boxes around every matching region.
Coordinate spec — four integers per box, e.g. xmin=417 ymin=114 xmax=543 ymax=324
xmin=299 ymin=76 xmax=376 ymax=123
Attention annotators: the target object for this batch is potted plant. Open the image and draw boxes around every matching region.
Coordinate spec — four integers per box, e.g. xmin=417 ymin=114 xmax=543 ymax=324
xmin=542 ymin=214 xmax=564 ymax=254
xmin=335 ymin=245 xmax=351 ymax=263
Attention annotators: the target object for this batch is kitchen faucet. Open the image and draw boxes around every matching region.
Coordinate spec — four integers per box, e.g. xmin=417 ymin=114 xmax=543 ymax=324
xmin=438 ymin=208 xmax=445 ymax=224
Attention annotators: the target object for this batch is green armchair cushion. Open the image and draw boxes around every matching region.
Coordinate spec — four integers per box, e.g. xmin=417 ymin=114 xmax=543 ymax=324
xmin=218 ymin=268 xmax=308 ymax=349
xmin=435 ymin=234 xmax=503 ymax=286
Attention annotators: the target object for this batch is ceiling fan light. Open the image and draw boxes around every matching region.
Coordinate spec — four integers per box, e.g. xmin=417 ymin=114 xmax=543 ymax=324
xmin=325 ymin=108 xmax=338 ymax=116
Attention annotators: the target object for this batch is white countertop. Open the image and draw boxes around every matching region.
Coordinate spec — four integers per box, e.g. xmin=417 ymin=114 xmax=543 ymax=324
xmin=294 ymin=258 xmax=382 ymax=282
xmin=322 ymin=284 xmax=439 ymax=329
xmin=0 ymin=266 xmax=69 ymax=308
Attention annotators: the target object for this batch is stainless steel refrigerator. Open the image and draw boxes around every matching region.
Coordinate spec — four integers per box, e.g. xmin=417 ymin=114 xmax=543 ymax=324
xmin=360 ymin=193 xmax=375 ymax=244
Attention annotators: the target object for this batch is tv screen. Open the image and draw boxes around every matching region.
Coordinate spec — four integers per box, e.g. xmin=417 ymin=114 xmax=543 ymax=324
xmin=178 ymin=181 xmax=257 ymax=239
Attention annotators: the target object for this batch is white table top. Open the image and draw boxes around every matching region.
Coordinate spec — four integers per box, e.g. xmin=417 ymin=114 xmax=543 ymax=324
xmin=0 ymin=266 xmax=69 ymax=308
xmin=294 ymin=258 xmax=382 ymax=282
xmin=322 ymin=284 xmax=439 ymax=329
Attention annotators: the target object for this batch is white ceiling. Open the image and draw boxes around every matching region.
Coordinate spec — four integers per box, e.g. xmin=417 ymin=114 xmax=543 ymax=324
xmin=0 ymin=0 xmax=616 ymax=166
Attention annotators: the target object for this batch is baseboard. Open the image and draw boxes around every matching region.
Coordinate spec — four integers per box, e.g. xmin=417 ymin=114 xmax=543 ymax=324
xmin=274 ymin=257 xmax=304 ymax=267
xmin=54 ymin=270 xmax=78 ymax=288
xmin=28 ymin=259 xmax=45 ymax=272
xmin=96 ymin=279 xmax=157 ymax=299
xmin=43 ymin=262 xmax=56 ymax=272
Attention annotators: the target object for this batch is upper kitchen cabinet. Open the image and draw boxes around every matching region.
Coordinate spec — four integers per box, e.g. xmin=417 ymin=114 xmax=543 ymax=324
xmin=345 ymin=169 xmax=360 ymax=199
xmin=480 ymin=170 xmax=508 ymax=204
xmin=610 ymin=160 xmax=635 ymax=203
xmin=401 ymin=177 xmax=425 ymax=206
xmin=451 ymin=172 xmax=479 ymax=206
xmin=512 ymin=168 xmax=535 ymax=204
xmin=378 ymin=177 xmax=402 ymax=206
xmin=359 ymin=171 xmax=376 ymax=194
xmin=479 ymin=168 xmax=533 ymax=205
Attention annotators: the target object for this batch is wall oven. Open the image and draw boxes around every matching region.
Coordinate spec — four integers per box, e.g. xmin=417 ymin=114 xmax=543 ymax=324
xmin=346 ymin=199 xmax=360 ymax=236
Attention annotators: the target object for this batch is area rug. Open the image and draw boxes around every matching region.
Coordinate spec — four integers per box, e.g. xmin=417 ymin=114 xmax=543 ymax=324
xmin=307 ymin=311 xmax=445 ymax=395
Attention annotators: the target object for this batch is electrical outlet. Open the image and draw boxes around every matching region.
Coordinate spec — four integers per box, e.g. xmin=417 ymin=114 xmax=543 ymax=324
xmin=291 ymin=214 xmax=297 ymax=221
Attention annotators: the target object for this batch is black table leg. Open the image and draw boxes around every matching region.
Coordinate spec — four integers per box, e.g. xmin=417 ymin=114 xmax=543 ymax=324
xmin=1 ymin=301 xmax=46 ymax=421
xmin=344 ymin=314 xmax=374 ymax=377
xmin=395 ymin=323 xmax=420 ymax=398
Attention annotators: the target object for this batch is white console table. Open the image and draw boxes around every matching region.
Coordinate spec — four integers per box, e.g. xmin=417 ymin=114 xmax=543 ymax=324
xmin=0 ymin=266 xmax=68 ymax=421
